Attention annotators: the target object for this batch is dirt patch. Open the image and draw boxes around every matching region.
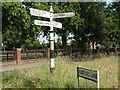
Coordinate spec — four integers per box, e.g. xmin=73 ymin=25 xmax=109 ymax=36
xmin=1 ymin=59 xmax=49 ymax=69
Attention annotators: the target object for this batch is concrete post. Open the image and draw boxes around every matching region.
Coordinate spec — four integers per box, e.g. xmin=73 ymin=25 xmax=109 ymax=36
xmin=16 ymin=48 xmax=21 ymax=65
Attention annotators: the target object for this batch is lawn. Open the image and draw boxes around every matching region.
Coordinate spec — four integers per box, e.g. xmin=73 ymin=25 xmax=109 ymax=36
xmin=1 ymin=55 xmax=118 ymax=88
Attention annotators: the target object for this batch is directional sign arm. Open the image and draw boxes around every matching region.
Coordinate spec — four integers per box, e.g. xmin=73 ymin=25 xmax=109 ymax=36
xmin=30 ymin=8 xmax=50 ymax=18
xmin=34 ymin=20 xmax=62 ymax=29
xmin=34 ymin=20 xmax=51 ymax=26
xmin=53 ymin=21 xmax=62 ymax=29
xmin=53 ymin=12 xmax=75 ymax=18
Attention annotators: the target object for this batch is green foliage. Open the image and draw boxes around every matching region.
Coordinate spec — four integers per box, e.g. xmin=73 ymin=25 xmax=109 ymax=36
xmin=42 ymin=40 xmax=46 ymax=48
xmin=2 ymin=2 xmax=119 ymax=50
xmin=56 ymin=37 xmax=62 ymax=48
xmin=101 ymin=2 xmax=119 ymax=47
xmin=33 ymin=39 xmax=41 ymax=48
xmin=2 ymin=2 xmax=42 ymax=50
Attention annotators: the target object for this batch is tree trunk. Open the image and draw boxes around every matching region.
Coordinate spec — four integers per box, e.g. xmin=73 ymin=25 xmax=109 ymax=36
xmin=92 ymin=41 xmax=95 ymax=54
xmin=3 ymin=43 xmax=5 ymax=52
xmin=62 ymin=35 xmax=67 ymax=49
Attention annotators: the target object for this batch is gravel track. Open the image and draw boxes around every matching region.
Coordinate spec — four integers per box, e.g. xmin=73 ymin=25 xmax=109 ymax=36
xmin=0 ymin=58 xmax=71 ymax=73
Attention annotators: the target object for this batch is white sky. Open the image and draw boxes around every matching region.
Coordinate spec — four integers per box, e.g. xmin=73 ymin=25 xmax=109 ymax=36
xmin=39 ymin=32 xmax=74 ymax=43
xmin=38 ymin=32 xmax=60 ymax=43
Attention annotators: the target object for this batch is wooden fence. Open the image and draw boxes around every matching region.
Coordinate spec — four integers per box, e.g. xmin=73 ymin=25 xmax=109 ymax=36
xmin=0 ymin=51 xmax=16 ymax=61
xmin=21 ymin=49 xmax=48 ymax=59
xmin=0 ymin=47 xmax=120 ymax=62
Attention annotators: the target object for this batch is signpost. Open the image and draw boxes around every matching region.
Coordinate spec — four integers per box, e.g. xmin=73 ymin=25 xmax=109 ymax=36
xmin=77 ymin=67 xmax=99 ymax=89
xmin=30 ymin=4 xmax=75 ymax=73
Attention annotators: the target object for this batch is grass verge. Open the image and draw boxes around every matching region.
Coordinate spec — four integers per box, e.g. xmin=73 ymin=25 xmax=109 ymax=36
xmin=2 ymin=56 xmax=118 ymax=88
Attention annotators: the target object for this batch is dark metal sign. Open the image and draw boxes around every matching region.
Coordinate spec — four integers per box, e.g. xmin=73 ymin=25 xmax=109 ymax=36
xmin=77 ymin=67 xmax=99 ymax=89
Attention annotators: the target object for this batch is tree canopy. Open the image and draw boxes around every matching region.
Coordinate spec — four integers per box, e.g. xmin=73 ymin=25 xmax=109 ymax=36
xmin=2 ymin=2 xmax=120 ymax=50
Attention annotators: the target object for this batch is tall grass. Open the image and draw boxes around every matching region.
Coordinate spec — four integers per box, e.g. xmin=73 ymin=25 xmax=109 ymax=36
xmin=2 ymin=56 xmax=118 ymax=88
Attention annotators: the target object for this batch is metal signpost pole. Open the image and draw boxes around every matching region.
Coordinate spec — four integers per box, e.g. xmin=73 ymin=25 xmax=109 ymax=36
xmin=77 ymin=67 xmax=79 ymax=88
xmin=49 ymin=4 xmax=54 ymax=73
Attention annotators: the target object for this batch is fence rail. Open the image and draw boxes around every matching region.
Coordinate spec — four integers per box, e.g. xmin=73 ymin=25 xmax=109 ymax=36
xmin=0 ymin=47 xmax=120 ymax=62
xmin=0 ymin=51 xmax=16 ymax=61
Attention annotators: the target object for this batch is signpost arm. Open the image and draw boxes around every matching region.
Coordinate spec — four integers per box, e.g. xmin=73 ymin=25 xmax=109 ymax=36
xmin=49 ymin=4 xmax=54 ymax=73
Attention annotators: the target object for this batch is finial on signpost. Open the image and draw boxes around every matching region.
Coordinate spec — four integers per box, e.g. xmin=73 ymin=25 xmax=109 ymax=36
xmin=50 ymin=3 xmax=53 ymax=13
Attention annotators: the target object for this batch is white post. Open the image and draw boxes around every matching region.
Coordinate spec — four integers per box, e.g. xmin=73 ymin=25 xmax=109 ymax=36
xmin=97 ymin=71 xmax=100 ymax=90
xmin=49 ymin=4 xmax=54 ymax=73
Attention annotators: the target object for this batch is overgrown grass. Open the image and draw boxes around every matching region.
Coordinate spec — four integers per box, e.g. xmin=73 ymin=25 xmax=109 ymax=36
xmin=2 ymin=56 xmax=118 ymax=88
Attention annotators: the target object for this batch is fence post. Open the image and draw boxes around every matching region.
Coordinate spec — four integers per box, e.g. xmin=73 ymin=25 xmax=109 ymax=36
xmin=35 ymin=49 xmax=37 ymax=58
xmin=16 ymin=48 xmax=21 ymax=65
xmin=70 ymin=48 xmax=72 ymax=58
xmin=48 ymin=48 xmax=50 ymax=59
xmin=106 ymin=47 xmax=109 ymax=55
xmin=7 ymin=53 xmax=8 ymax=61
xmin=115 ymin=47 xmax=117 ymax=54
xmin=13 ymin=51 xmax=17 ymax=60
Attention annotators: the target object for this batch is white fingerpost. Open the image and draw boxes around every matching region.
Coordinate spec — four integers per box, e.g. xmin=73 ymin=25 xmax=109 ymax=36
xmin=30 ymin=3 xmax=75 ymax=73
xmin=49 ymin=3 xmax=55 ymax=73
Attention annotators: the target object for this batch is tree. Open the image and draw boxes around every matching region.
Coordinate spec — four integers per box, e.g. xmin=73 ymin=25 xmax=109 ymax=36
xmin=2 ymin=2 xmax=29 ymax=49
xmin=53 ymin=2 xmax=83 ymax=48
xmin=56 ymin=37 xmax=62 ymax=48
xmin=2 ymin=2 xmax=119 ymax=50
xmin=101 ymin=2 xmax=120 ymax=47
xmin=70 ymin=2 xmax=106 ymax=51
xmin=2 ymin=2 xmax=42 ymax=50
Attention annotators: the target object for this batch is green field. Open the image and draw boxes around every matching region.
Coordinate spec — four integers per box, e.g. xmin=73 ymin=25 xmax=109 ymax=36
xmin=2 ymin=56 xmax=118 ymax=88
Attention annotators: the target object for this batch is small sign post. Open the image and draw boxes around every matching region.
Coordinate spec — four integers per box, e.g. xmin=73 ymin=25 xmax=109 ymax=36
xmin=30 ymin=3 xmax=75 ymax=73
xmin=77 ymin=67 xmax=99 ymax=89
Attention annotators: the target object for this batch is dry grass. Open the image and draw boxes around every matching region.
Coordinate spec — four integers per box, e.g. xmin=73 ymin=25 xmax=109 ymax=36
xmin=2 ymin=55 xmax=118 ymax=88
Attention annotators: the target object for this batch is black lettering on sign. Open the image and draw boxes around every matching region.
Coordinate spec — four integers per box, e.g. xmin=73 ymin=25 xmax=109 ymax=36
xmin=78 ymin=67 xmax=97 ymax=82
xmin=33 ymin=10 xmax=43 ymax=15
